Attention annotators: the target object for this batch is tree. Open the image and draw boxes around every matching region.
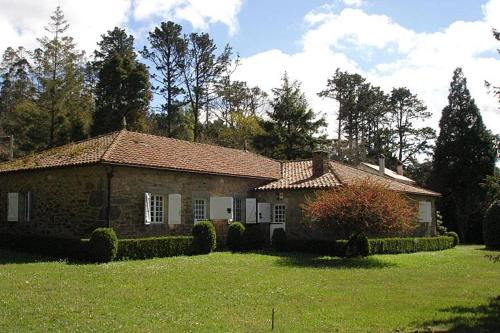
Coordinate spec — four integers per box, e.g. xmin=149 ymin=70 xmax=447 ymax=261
xmin=141 ymin=21 xmax=186 ymax=138
xmin=389 ymin=87 xmax=435 ymax=165
xmin=254 ymin=73 xmax=328 ymax=160
xmin=431 ymin=68 xmax=496 ymax=242
xmin=182 ymin=32 xmax=232 ymax=141
xmin=33 ymin=6 xmax=92 ymax=146
xmin=92 ymin=27 xmax=152 ymax=135
xmin=302 ymin=180 xmax=418 ymax=239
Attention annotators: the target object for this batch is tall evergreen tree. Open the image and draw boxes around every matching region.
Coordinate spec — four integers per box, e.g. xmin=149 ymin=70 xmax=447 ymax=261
xmin=431 ymin=68 xmax=496 ymax=242
xmin=182 ymin=32 xmax=232 ymax=142
xmin=254 ymin=73 xmax=328 ymax=160
xmin=141 ymin=21 xmax=186 ymax=138
xmin=33 ymin=6 xmax=91 ymax=146
xmin=389 ymin=87 xmax=435 ymax=164
xmin=92 ymin=27 xmax=152 ymax=135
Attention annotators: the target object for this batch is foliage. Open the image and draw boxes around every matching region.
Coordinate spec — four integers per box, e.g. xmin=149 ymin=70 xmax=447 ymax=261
xmin=436 ymin=211 xmax=448 ymax=235
xmin=182 ymin=32 xmax=232 ymax=142
xmin=430 ymin=68 xmax=496 ymax=242
xmin=303 ymin=180 xmax=418 ymax=239
xmin=116 ymin=236 xmax=193 ymax=260
xmin=254 ymin=73 xmax=329 ymax=160
xmin=366 ymin=236 xmax=456 ymax=254
xmin=92 ymin=27 xmax=151 ymax=135
xmin=445 ymin=231 xmax=460 ymax=247
xmin=481 ymin=174 xmax=500 ymax=207
xmin=483 ymin=201 xmax=500 ymax=249
xmin=242 ymin=224 xmax=265 ymax=250
xmin=141 ymin=21 xmax=186 ymax=138
xmin=88 ymin=228 xmax=118 ymax=263
xmin=0 ymin=233 xmax=88 ymax=260
xmin=271 ymin=228 xmax=287 ymax=251
xmin=389 ymin=87 xmax=435 ymax=164
xmin=285 ymin=239 xmax=336 ymax=255
xmin=192 ymin=220 xmax=216 ymax=254
xmin=226 ymin=222 xmax=245 ymax=252
xmin=344 ymin=233 xmax=370 ymax=257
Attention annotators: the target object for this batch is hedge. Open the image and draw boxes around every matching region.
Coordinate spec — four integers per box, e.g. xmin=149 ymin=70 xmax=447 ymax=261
xmin=88 ymin=228 xmax=118 ymax=263
xmin=287 ymin=236 xmax=456 ymax=257
xmin=116 ymin=236 xmax=194 ymax=260
xmin=0 ymin=233 xmax=88 ymax=260
xmin=192 ymin=221 xmax=217 ymax=254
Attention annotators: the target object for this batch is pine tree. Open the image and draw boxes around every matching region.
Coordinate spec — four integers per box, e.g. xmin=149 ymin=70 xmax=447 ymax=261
xmin=141 ymin=21 xmax=186 ymax=138
xmin=33 ymin=6 xmax=92 ymax=146
xmin=92 ymin=27 xmax=152 ymax=135
xmin=254 ymin=73 xmax=329 ymax=160
xmin=431 ymin=68 xmax=496 ymax=242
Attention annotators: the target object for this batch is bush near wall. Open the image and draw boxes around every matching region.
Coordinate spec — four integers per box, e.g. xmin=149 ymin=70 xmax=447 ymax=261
xmin=116 ymin=236 xmax=194 ymax=260
xmin=0 ymin=233 xmax=88 ymax=260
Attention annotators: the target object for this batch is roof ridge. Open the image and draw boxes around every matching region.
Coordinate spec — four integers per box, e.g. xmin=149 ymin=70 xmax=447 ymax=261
xmin=101 ymin=129 xmax=126 ymax=161
xmin=124 ymin=130 xmax=281 ymax=164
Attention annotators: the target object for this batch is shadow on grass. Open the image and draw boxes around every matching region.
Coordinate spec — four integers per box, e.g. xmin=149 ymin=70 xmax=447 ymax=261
xmin=0 ymin=249 xmax=88 ymax=265
xmin=415 ymin=296 xmax=500 ymax=333
xmin=259 ymin=251 xmax=396 ymax=269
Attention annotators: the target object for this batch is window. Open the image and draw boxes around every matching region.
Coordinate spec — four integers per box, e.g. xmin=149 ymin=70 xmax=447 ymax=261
xmin=418 ymin=201 xmax=432 ymax=223
xmin=7 ymin=193 xmax=19 ymax=222
xmin=150 ymin=194 xmax=164 ymax=223
xmin=233 ymin=198 xmax=242 ymax=222
xmin=274 ymin=204 xmax=286 ymax=223
xmin=193 ymin=199 xmax=206 ymax=221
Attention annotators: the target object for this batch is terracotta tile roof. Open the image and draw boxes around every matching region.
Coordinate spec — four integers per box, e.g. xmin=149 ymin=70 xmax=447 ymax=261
xmin=256 ymin=160 xmax=440 ymax=197
xmin=0 ymin=130 xmax=281 ymax=180
xmin=256 ymin=160 xmax=341 ymax=190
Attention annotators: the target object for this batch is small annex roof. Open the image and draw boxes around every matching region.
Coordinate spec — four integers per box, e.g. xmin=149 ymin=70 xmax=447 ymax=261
xmin=0 ymin=130 xmax=281 ymax=180
xmin=256 ymin=160 xmax=440 ymax=197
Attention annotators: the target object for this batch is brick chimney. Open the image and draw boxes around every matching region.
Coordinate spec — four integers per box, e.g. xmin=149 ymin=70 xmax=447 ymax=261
xmin=378 ymin=154 xmax=385 ymax=176
xmin=312 ymin=150 xmax=329 ymax=177
xmin=396 ymin=160 xmax=404 ymax=176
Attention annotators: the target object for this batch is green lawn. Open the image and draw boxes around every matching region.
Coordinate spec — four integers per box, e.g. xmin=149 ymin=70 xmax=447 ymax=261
xmin=0 ymin=246 xmax=499 ymax=332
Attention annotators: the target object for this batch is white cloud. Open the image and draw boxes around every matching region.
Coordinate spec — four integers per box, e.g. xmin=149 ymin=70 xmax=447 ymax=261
xmin=133 ymin=0 xmax=243 ymax=35
xmin=0 ymin=0 xmax=131 ymax=55
xmin=341 ymin=0 xmax=365 ymax=8
xmin=235 ymin=0 xmax=500 ymax=136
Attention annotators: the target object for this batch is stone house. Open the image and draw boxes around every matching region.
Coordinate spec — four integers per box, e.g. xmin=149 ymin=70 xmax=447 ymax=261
xmin=0 ymin=130 xmax=439 ymax=240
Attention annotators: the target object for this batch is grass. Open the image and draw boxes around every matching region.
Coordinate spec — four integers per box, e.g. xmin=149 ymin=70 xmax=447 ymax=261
xmin=0 ymin=246 xmax=499 ymax=332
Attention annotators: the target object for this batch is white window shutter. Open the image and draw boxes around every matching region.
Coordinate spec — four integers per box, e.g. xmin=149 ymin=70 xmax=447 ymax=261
xmin=418 ymin=201 xmax=432 ymax=223
xmin=209 ymin=197 xmax=233 ymax=220
xmin=257 ymin=202 xmax=271 ymax=223
xmin=25 ymin=192 xmax=31 ymax=222
xmin=245 ymin=198 xmax=256 ymax=223
xmin=168 ymin=194 xmax=182 ymax=224
xmin=8 ymin=193 xmax=19 ymax=222
xmin=144 ymin=193 xmax=152 ymax=225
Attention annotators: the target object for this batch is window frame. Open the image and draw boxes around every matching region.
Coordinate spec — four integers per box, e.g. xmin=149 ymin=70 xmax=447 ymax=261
xmin=150 ymin=194 xmax=165 ymax=224
xmin=193 ymin=198 xmax=207 ymax=221
xmin=274 ymin=203 xmax=286 ymax=223
xmin=233 ymin=197 xmax=242 ymax=222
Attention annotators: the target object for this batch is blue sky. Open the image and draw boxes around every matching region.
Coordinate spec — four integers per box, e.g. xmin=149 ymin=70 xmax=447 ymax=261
xmin=1 ymin=0 xmax=499 ymax=136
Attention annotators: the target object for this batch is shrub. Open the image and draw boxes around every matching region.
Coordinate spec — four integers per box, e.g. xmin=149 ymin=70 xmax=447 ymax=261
xmin=116 ymin=236 xmax=193 ymax=260
xmin=88 ymin=228 xmax=118 ymax=263
xmin=344 ymin=233 xmax=370 ymax=257
xmin=367 ymin=236 xmax=454 ymax=255
xmin=243 ymin=224 xmax=265 ymax=250
xmin=0 ymin=233 xmax=88 ymax=260
xmin=226 ymin=222 xmax=245 ymax=252
xmin=192 ymin=220 xmax=216 ymax=254
xmin=484 ymin=201 xmax=500 ymax=249
xmin=302 ymin=180 xmax=418 ymax=238
xmin=271 ymin=228 xmax=287 ymax=251
xmin=445 ymin=231 xmax=460 ymax=247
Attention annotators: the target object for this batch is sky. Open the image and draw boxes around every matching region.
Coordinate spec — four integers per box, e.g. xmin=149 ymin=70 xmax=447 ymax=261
xmin=1 ymin=0 xmax=499 ymax=137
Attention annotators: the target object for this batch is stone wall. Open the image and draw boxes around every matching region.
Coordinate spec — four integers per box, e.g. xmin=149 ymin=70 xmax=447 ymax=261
xmin=0 ymin=165 xmax=109 ymax=238
xmin=108 ymin=166 xmax=268 ymax=238
xmin=255 ymin=189 xmax=437 ymax=240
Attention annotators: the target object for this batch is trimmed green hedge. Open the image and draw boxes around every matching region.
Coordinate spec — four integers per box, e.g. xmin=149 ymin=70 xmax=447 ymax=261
xmin=89 ymin=228 xmax=118 ymax=263
xmin=0 ymin=233 xmax=88 ymax=260
xmin=116 ymin=236 xmax=194 ymax=260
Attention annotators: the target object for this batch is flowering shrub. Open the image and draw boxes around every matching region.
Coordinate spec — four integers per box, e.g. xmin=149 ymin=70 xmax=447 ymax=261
xmin=302 ymin=180 xmax=418 ymax=238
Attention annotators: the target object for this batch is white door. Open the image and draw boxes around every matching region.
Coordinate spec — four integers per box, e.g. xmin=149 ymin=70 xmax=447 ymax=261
xmin=245 ymin=198 xmax=257 ymax=223
xmin=257 ymin=202 xmax=271 ymax=223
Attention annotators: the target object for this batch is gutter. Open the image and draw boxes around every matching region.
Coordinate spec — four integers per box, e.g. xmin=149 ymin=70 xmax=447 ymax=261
xmin=106 ymin=166 xmax=114 ymax=228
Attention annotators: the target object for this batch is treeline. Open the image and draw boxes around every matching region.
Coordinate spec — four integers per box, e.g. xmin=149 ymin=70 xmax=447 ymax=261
xmin=0 ymin=7 xmax=327 ymax=160
xmin=0 ymin=7 xmax=498 ymax=242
